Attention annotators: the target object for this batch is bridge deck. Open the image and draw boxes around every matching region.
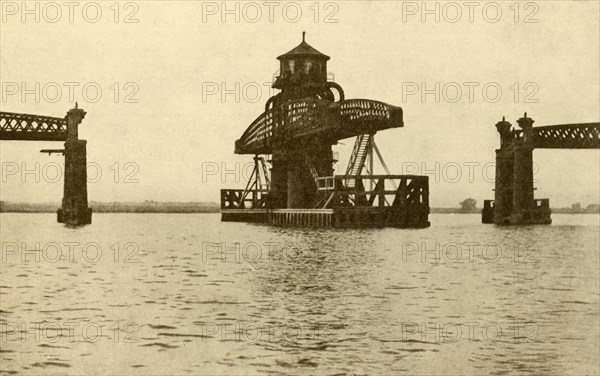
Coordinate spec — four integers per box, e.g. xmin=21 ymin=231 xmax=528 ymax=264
xmin=532 ymin=122 xmax=600 ymax=149
xmin=235 ymin=98 xmax=403 ymax=154
xmin=0 ymin=111 xmax=67 ymax=141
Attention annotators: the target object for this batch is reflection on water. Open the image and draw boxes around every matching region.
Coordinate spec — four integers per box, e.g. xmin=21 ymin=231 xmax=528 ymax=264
xmin=0 ymin=213 xmax=598 ymax=375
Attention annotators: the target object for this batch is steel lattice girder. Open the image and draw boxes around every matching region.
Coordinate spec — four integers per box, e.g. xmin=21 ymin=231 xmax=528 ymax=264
xmin=235 ymin=98 xmax=403 ymax=154
xmin=0 ymin=111 xmax=67 ymax=141
xmin=532 ymin=123 xmax=600 ymax=149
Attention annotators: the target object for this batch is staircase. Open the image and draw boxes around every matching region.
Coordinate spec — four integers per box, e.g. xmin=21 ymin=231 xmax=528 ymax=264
xmin=256 ymin=156 xmax=271 ymax=190
xmin=345 ymin=134 xmax=371 ymax=187
xmin=305 ymin=158 xmax=320 ymax=186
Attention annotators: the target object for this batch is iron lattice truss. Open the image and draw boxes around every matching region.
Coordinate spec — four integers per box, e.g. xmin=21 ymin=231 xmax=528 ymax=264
xmin=235 ymin=98 xmax=403 ymax=154
xmin=532 ymin=123 xmax=600 ymax=149
xmin=0 ymin=111 xmax=68 ymax=141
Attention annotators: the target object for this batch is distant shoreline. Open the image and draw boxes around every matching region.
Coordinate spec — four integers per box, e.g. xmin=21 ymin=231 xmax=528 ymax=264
xmin=0 ymin=201 xmax=220 ymax=214
xmin=1 ymin=202 xmax=598 ymax=214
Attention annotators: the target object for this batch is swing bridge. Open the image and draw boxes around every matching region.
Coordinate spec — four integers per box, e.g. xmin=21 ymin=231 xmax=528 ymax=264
xmin=3 ymin=34 xmax=597 ymax=228
xmin=221 ymin=34 xmax=430 ymax=227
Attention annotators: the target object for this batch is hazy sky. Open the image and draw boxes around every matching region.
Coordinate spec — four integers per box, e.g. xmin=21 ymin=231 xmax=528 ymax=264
xmin=1 ymin=0 xmax=599 ymax=207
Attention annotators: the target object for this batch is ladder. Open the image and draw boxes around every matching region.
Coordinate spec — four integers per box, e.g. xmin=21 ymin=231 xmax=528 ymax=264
xmin=345 ymin=134 xmax=372 ymax=187
xmin=305 ymin=158 xmax=320 ymax=186
xmin=256 ymin=156 xmax=271 ymax=190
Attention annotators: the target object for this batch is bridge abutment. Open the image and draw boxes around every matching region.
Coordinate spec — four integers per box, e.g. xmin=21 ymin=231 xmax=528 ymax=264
xmin=486 ymin=114 xmax=552 ymax=225
xmin=58 ymin=139 xmax=92 ymax=225
xmin=57 ymin=106 xmax=92 ymax=226
xmin=511 ymin=145 xmax=536 ymax=224
xmin=493 ymin=148 xmax=514 ymax=224
xmin=0 ymin=105 xmax=94 ymax=226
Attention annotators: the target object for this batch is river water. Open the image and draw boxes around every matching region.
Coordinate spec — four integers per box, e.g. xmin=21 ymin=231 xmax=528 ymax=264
xmin=0 ymin=213 xmax=598 ymax=375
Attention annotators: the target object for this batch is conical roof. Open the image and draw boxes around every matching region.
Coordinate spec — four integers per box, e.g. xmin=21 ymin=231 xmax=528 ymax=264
xmin=277 ymin=33 xmax=330 ymax=61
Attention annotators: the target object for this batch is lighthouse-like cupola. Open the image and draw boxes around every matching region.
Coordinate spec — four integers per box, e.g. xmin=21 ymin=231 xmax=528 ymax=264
xmin=273 ymin=32 xmax=330 ymax=90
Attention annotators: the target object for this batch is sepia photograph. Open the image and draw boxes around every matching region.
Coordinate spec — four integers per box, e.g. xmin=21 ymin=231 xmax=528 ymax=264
xmin=0 ymin=0 xmax=599 ymax=375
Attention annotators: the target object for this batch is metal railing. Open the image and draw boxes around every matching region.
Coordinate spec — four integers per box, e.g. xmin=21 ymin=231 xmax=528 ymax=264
xmin=235 ymin=98 xmax=402 ymax=154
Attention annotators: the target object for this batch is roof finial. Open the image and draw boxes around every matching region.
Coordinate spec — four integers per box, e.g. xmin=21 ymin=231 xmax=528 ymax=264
xmin=302 ymin=31 xmax=306 ymax=42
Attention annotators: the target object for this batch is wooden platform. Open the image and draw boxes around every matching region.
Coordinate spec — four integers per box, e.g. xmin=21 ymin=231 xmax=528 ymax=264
xmin=221 ymin=207 xmax=430 ymax=228
xmin=221 ymin=175 xmax=430 ymax=229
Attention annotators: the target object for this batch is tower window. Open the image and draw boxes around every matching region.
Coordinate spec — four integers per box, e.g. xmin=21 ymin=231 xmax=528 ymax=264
xmin=304 ymin=61 xmax=313 ymax=74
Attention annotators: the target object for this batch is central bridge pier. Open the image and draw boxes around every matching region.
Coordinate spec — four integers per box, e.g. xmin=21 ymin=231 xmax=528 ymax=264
xmin=222 ymin=34 xmax=430 ymax=229
xmin=271 ymin=141 xmax=335 ymax=209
